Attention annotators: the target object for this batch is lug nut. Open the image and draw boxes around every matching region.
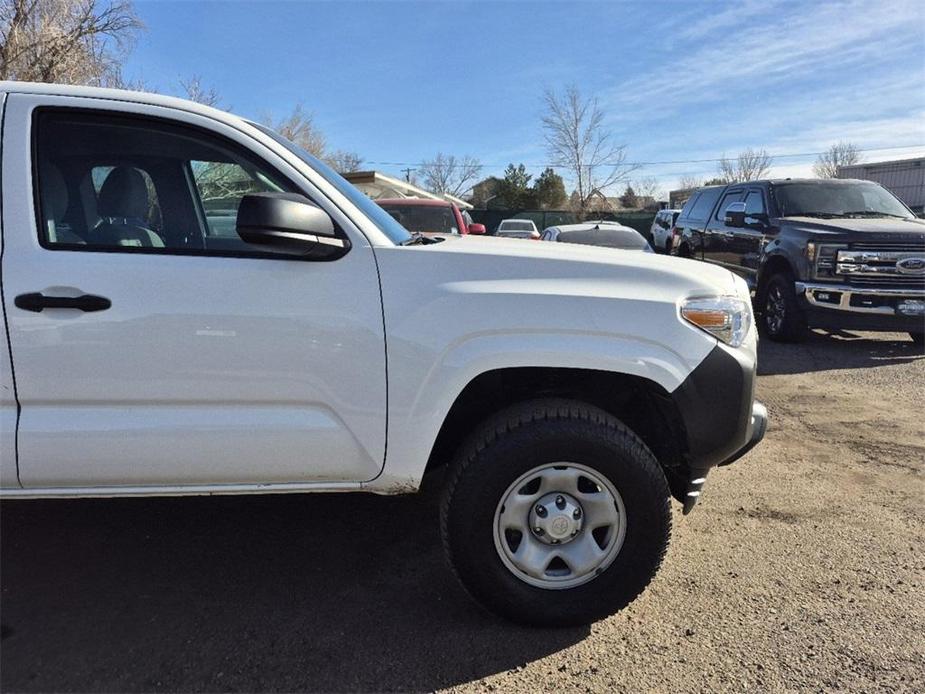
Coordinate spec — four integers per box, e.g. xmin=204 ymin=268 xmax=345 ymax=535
xmin=555 ymin=495 xmax=566 ymax=509
xmin=535 ymin=505 xmax=547 ymax=517
xmin=534 ymin=526 xmax=544 ymax=534
xmin=573 ymin=508 xmax=582 ymax=520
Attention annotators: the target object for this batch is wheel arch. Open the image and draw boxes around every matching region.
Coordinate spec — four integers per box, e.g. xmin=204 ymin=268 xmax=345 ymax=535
xmin=423 ymin=367 xmax=691 ymax=502
xmin=758 ymin=253 xmax=796 ymax=292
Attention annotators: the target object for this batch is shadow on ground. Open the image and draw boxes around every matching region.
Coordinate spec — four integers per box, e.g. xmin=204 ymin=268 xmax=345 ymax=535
xmin=758 ymin=329 xmax=924 ymax=376
xmin=0 ymin=492 xmax=586 ymax=692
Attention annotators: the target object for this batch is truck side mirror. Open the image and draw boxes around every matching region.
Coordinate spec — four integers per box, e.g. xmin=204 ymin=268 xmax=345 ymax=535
xmin=467 ymin=223 xmax=487 ymax=235
xmin=724 ymin=202 xmax=747 ymax=228
xmin=236 ymin=193 xmax=348 ymax=259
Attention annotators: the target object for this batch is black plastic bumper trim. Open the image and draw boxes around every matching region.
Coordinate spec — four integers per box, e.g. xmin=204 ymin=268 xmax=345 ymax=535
xmin=670 ymin=343 xmax=757 ymax=469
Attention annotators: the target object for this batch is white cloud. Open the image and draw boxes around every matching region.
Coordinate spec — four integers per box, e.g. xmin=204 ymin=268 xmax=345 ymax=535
xmin=610 ymin=0 xmax=924 ymax=114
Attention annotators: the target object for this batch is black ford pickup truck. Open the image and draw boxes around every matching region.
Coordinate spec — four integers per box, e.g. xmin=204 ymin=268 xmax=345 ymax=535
xmin=673 ymin=178 xmax=925 ymax=343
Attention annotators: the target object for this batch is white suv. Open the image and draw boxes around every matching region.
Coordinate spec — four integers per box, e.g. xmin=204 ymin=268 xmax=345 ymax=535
xmin=649 ymin=208 xmax=681 ymax=254
xmin=0 ymin=83 xmax=766 ymax=626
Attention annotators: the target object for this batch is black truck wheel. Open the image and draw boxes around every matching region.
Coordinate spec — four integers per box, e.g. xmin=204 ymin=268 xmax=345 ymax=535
xmin=440 ymin=399 xmax=671 ymax=627
xmin=760 ymin=273 xmax=808 ymax=342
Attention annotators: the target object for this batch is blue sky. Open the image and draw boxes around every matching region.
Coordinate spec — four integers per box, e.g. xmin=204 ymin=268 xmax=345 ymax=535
xmin=127 ymin=0 xmax=925 ymax=196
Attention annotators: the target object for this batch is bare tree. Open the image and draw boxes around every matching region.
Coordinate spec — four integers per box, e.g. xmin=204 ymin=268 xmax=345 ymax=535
xmin=326 ymin=149 xmax=363 ymax=174
xmin=180 ymin=74 xmax=223 ymax=108
xmin=677 ymin=174 xmax=702 ymax=190
xmin=717 ymin=148 xmax=773 ymax=183
xmin=418 ymin=153 xmax=482 ymax=197
xmin=261 ymin=103 xmax=327 ymax=158
xmin=632 ymin=176 xmax=662 ymax=202
xmin=0 ymin=0 xmax=142 ymax=85
xmin=813 ymin=142 xmax=861 ymax=178
xmin=541 ymin=85 xmax=638 ymax=219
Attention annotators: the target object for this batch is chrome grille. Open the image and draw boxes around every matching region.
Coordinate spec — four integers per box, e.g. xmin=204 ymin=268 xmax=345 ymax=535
xmin=836 ymin=245 xmax=925 ymax=288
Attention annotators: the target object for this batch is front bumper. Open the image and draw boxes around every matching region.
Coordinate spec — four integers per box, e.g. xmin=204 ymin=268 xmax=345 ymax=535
xmin=681 ymin=402 xmax=768 ymax=514
xmin=796 ymin=282 xmax=925 ymax=331
xmin=669 ymin=342 xmax=767 ymax=514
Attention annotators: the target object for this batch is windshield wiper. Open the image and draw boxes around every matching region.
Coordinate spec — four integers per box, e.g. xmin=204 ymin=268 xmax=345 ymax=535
xmin=787 ymin=212 xmax=841 ymax=219
xmin=402 ymin=232 xmax=426 ymax=245
xmin=841 ymin=211 xmax=908 ymax=219
xmin=401 ymin=232 xmax=440 ymax=246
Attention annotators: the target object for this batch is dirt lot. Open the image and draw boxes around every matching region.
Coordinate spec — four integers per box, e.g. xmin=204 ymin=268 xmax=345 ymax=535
xmin=1 ymin=330 xmax=923 ymax=693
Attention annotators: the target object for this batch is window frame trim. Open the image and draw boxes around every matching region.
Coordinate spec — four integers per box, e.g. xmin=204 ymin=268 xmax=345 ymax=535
xmin=30 ymin=106 xmax=352 ymax=262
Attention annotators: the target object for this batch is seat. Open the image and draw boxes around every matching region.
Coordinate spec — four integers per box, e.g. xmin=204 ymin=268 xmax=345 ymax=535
xmin=40 ymin=164 xmax=85 ymax=245
xmin=93 ymin=167 xmax=164 ymax=248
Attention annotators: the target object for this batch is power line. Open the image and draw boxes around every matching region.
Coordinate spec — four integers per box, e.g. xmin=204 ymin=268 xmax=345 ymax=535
xmin=362 ymin=143 xmax=925 ymax=170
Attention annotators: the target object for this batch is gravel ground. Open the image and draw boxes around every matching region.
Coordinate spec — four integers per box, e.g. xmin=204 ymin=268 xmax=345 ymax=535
xmin=1 ymin=330 xmax=923 ymax=693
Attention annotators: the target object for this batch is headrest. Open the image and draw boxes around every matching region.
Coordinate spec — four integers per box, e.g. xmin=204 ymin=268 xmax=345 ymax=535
xmin=41 ymin=163 xmax=69 ymax=221
xmin=97 ymin=167 xmax=149 ymax=219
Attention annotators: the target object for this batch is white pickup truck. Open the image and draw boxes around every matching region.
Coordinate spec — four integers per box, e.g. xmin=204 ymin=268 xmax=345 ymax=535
xmin=0 ymin=82 xmax=767 ymax=626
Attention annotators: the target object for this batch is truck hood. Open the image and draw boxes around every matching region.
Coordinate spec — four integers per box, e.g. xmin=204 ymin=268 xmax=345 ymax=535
xmin=780 ymin=216 xmax=925 ymax=242
xmin=405 ymin=233 xmax=741 ymax=298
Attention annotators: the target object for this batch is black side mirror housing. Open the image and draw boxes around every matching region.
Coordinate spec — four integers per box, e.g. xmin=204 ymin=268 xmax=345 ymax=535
xmin=236 ymin=193 xmax=348 ymax=259
xmin=724 ymin=201 xmax=747 ymax=228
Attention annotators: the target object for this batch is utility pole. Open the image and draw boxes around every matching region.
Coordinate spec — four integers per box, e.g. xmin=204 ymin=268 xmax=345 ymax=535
xmin=401 ymin=167 xmax=416 ymax=182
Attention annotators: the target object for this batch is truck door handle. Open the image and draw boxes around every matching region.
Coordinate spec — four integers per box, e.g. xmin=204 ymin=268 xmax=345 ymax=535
xmin=14 ymin=292 xmax=111 ymax=313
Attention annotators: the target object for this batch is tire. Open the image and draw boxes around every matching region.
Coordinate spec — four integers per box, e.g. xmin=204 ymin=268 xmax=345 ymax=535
xmin=440 ymin=399 xmax=671 ymax=627
xmin=910 ymin=332 xmax=925 ymax=346
xmin=759 ymin=272 xmax=808 ymax=342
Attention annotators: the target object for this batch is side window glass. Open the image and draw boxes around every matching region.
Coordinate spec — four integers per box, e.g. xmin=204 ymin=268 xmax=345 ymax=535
xmin=689 ymin=189 xmax=722 ymax=220
xmin=716 ymin=191 xmax=744 ymax=221
xmin=34 ymin=109 xmax=299 ymax=256
xmin=744 ymin=191 xmax=765 ymax=215
xmin=191 ymin=161 xmax=283 ymax=240
xmin=91 ymin=166 xmax=164 ymax=241
xmin=680 ymin=193 xmax=700 ymax=220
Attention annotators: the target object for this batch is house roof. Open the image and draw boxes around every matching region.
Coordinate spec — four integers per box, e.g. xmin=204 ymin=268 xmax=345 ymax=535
xmin=342 ymin=171 xmax=473 ymax=209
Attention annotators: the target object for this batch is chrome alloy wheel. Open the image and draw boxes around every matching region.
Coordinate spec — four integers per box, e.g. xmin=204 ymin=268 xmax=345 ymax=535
xmin=493 ymin=463 xmax=626 ymax=590
xmin=765 ymin=284 xmax=786 ymax=335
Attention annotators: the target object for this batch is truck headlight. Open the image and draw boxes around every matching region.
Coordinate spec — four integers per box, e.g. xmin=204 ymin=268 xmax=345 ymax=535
xmin=681 ymin=296 xmax=752 ymax=347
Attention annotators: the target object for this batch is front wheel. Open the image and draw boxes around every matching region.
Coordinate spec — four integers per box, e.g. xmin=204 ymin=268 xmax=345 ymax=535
xmin=440 ymin=399 xmax=671 ymax=627
xmin=759 ymin=273 xmax=808 ymax=342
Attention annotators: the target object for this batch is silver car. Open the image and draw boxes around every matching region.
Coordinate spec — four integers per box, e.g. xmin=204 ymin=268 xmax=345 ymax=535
xmin=496 ymin=218 xmax=540 ymax=239
xmin=541 ymin=221 xmax=653 ymax=252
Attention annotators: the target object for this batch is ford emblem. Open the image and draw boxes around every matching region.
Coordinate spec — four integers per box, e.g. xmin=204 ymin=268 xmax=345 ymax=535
xmin=896 ymin=257 xmax=925 ymax=274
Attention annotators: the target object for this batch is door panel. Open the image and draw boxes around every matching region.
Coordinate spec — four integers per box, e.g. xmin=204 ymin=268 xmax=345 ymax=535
xmin=0 ymin=90 xmax=18 ymax=489
xmin=731 ymin=189 xmax=768 ymax=287
xmin=1 ymin=94 xmax=387 ymax=488
xmin=704 ymin=189 xmax=744 ymax=269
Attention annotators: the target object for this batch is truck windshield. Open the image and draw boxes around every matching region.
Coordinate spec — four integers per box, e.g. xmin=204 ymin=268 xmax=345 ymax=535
xmin=774 ymin=181 xmax=913 ymax=219
xmin=249 ymin=122 xmax=412 ymax=244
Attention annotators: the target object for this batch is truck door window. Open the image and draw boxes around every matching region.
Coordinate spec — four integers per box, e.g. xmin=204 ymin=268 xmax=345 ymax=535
xmin=744 ymin=191 xmax=765 ymax=215
xmin=190 ymin=161 xmax=285 ymax=241
xmin=688 ymin=188 xmax=723 ymax=221
xmin=715 ymin=190 xmax=744 ymax=220
xmin=90 ymin=165 xmax=164 ymax=240
xmin=33 ymin=109 xmax=302 ymax=257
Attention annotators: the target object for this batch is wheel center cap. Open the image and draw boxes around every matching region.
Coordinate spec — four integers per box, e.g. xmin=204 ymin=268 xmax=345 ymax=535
xmin=529 ymin=492 xmax=583 ymax=544
xmin=549 ymin=515 xmax=572 ymax=538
